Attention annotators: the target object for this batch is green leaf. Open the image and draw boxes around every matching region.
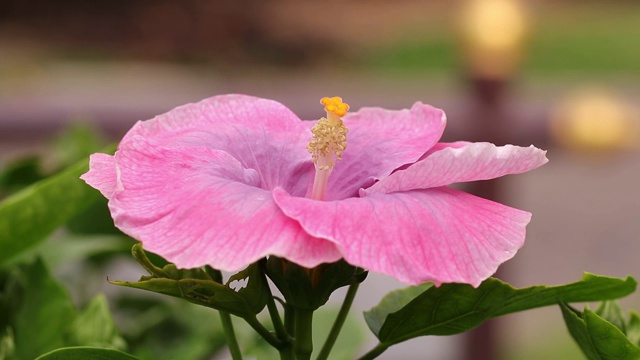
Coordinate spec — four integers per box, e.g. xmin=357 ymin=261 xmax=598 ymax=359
xmin=628 ymin=311 xmax=640 ymax=347
xmin=112 ymin=245 xmax=268 ymax=318
xmin=596 ymin=301 xmax=627 ymax=334
xmin=312 ymin=307 xmax=366 ymax=359
xmin=226 ymin=262 xmax=269 ymax=315
xmin=0 ymin=144 xmax=116 ymax=264
xmin=50 ymin=122 xmax=107 ymax=168
xmin=0 ymin=156 xmax=44 ymax=196
xmin=10 ymin=258 xmax=77 ymax=360
xmin=10 ymin=234 xmax=131 ymax=269
xmin=35 ymin=346 xmax=140 ymax=360
xmin=115 ymin=296 xmax=225 ymax=360
xmin=0 ymin=328 xmax=15 ymax=360
xmin=560 ymin=303 xmax=640 ymax=360
xmin=366 ymin=273 xmax=636 ymax=347
xmin=364 ymin=283 xmax=432 ymax=336
xmin=1 ymin=258 xmax=130 ymax=360
xmin=66 ymin=295 xmax=127 ymax=350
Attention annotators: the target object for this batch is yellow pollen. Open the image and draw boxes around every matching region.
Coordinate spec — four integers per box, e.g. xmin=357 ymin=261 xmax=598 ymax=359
xmin=307 ymin=97 xmax=350 ymax=171
xmin=321 ymin=96 xmax=350 ymax=117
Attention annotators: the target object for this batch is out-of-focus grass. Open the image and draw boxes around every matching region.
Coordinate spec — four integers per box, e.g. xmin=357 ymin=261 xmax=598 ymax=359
xmin=503 ymin=332 xmax=584 ymax=360
xmin=358 ymin=4 xmax=640 ymax=77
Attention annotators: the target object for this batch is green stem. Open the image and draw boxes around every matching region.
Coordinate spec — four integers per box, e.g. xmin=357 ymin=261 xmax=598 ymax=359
xmin=266 ymin=294 xmax=293 ymax=360
xmin=278 ymin=346 xmax=294 ymax=360
xmin=276 ymin=303 xmax=295 ymax=360
xmin=294 ymin=308 xmax=314 ymax=360
xmin=267 ymin=295 xmax=289 ymax=340
xmin=357 ymin=343 xmax=389 ymax=360
xmin=315 ymin=282 xmax=360 ymax=360
xmin=285 ymin=304 xmax=295 ymax=337
xmin=244 ymin=315 xmax=284 ymax=349
xmin=219 ymin=311 xmax=243 ymax=360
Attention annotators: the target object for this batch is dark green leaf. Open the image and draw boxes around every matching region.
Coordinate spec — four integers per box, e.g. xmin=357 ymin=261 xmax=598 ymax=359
xmin=0 ymin=156 xmax=44 ymax=196
xmin=111 ymin=277 xmax=260 ymax=319
xmin=367 ymin=273 xmax=636 ymax=346
xmin=561 ymin=303 xmax=599 ymax=360
xmin=0 ymin=144 xmax=116 ymax=264
xmin=226 ymin=262 xmax=269 ymax=314
xmin=1 ymin=258 xmax=130 ymax=359
xmin=113 ymin=245 xmax=268 ymax=318
xmin=560 ymin=303 xmax=640 ymax=360
xmin=66 ymin=197 xmax=123 ymax=235
xmin=115 ymin=296 xmax=225 ymax=360
xmin=11 ymin=259 xmax=77 ymax=360
xmin=35 ymin=346 xmax=140 ymax=360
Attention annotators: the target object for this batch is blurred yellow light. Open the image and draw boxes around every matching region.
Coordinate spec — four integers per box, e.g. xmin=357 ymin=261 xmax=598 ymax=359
xmin=459 ymin=0 xmax=528 ymax=79
xmin=551 ymin=88 xmax=638 ymax=152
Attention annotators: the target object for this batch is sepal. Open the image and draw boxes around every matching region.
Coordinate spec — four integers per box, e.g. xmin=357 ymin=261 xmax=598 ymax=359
xmin=265 ymin=257 xmax=366 ymax=310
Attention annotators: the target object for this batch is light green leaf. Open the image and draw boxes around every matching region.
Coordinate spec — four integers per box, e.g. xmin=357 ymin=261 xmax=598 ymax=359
xmin=0 ymin=328 xmax=15 ymax=360
xmin=364 ymin=283 xmax=432 ymax=336
xmin=0 ymin=145 xmax=115 ymax=264
xmin=312 ymin=307 xmax=366 ymax=360
xmin=66 ymin=295 xmax=127 ymax=350
xmin=10 ymin=234 xmax=130 ymax=269
xmin=366 ymin=273 xmax=636 ymax=347
xmin=561 ymin=303 xmax=640 ymax=360
xmin=628 ymin=311 xmax=640 ymax=347
xmin=35 ymin=346 xmax=140 ymax=360
xmin=596 ymin=301 xmax=627 ymax=334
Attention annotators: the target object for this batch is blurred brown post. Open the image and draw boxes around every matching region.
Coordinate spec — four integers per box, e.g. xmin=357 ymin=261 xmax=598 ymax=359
xmin=456 ymin=1 xmax=529 ymax=359
xmin=463 ymin=77 xmax=510 ymax=360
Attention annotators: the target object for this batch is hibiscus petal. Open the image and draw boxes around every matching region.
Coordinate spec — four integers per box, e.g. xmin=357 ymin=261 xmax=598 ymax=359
xmin=119 ymin=94 xmax=314 ymax=196
xmin=321 ymin=102 xmax=446 ymax=200
xmin=363 ymin=142 xmax=548 ymax=195
xmin=273 ymin=187 xmax=531 ymax=286
xmin=109 ymin=135 xmax=341 ymax=271
xmin=80 ymin=153 xmax=118 ymax=198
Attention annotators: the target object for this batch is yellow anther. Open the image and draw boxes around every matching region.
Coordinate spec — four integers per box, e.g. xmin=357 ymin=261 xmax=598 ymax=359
xmin=320 ymin=96 xmax=350 ymax=117
xmin=308 ymin=97 xmax=351 ymax=200
xmin=308 ymin=97 xmax=350 ymax=171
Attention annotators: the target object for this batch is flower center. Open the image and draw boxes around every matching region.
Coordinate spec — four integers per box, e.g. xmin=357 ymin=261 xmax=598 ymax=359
xmin=307 ymin=97 xmax=350 ymax=201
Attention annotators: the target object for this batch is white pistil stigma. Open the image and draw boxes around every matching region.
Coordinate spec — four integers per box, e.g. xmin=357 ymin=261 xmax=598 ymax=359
xmin=307 ymin=96 xmax=350 ymax=201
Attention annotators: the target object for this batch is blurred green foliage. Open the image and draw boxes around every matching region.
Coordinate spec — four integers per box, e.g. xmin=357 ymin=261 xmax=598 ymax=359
xmin=359 ymin=4 xmax=640 ymax=76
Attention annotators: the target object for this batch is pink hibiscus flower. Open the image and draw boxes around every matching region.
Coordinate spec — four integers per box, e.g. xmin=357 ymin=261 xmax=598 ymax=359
xmin=81 ymin=94 xmax=547 ymax=286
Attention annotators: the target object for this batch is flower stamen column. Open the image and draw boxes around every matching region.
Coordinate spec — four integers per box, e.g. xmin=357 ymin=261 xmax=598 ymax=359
xmin=307 ymin=97 xmax=350 ymax=201
xmin=289 ymin=97 xmax=350 ymax=360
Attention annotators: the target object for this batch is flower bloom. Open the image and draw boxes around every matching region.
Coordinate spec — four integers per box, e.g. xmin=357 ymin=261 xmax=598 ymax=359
xmin=81 ymin=95 xmax=547 ymax=286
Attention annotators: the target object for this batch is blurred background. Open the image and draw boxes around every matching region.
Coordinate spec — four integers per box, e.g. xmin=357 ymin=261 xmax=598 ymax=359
xmin=1 ymin=0 xmax=639 ymax=359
